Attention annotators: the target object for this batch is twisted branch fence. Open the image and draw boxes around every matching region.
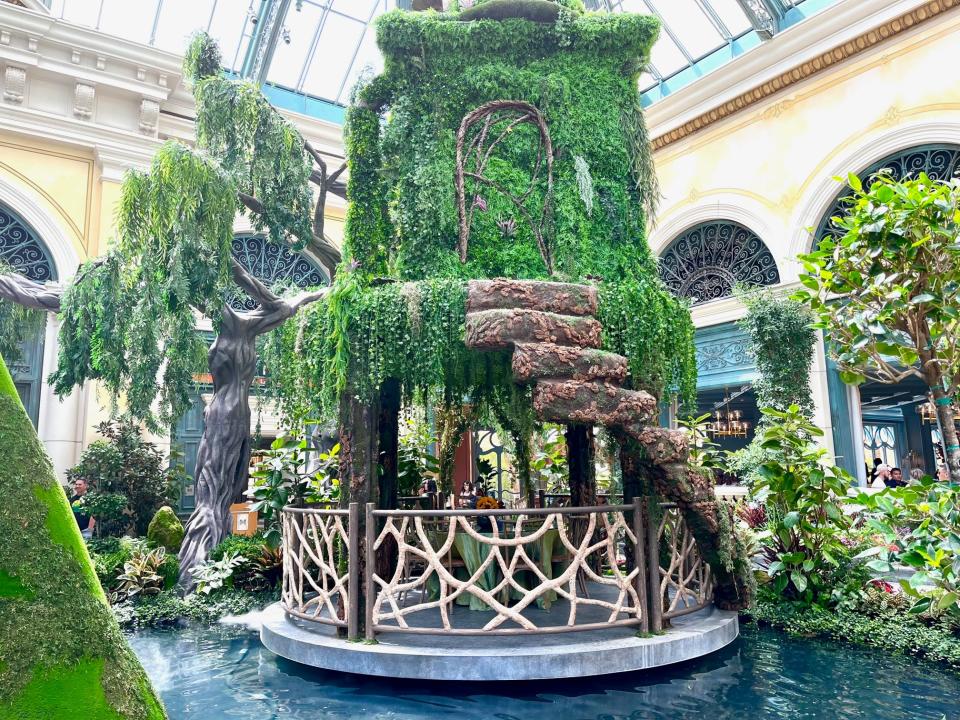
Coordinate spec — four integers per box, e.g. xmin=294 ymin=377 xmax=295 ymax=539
xmin=279 ymin=498 xmax=713 ymax=640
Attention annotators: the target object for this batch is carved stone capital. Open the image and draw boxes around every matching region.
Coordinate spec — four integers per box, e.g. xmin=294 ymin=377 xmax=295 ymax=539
xmin=73 ymin=82 xmax=95 ymax=120
xmin=139 ymin=98 xmax=160 ymax=135
xmin=3 ymin=66 xmax=26 ymax=104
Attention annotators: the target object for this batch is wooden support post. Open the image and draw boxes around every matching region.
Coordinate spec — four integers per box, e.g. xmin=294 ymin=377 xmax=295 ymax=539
xmin=645 ymin=497 xmax=663 ymax=633
xmin=347 ymin=502 xmax=360 ymax=640
xmin=377 ymin=379 xmax=400 ymax=511
xmin=632 ymin=497 xmax=649 ymax=634
xmin=566 ymin=423 xmax=596 ymax=507
xmin=364 ymin=502 xmax=376 ymax=641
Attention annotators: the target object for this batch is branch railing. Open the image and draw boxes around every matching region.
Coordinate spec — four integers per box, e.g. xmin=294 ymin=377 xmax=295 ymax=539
xmin=279 ymin=499 xmax=715 ymax=640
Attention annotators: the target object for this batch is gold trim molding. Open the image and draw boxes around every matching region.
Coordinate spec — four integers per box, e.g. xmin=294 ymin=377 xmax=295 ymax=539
xmin=651 ymin=0 xmax=960 ymax=151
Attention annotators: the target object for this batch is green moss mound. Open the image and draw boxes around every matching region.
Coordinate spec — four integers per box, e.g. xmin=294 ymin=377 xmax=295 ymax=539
xmin=0 ymin=355 xmax=166 ymax=719
xmin=147 ymin=507 xmax=184 ymax=552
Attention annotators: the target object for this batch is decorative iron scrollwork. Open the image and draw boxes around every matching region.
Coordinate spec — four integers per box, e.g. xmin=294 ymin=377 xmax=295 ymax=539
xmin=814 ymin=144 xmax=960 ymax=246
xmin=658 ymin=221 xmax=779 ymax=304
xmin=0 ymin=204 xmax=56 ymax=282
xmin=229 ymin=234 xmax=327 ymax=310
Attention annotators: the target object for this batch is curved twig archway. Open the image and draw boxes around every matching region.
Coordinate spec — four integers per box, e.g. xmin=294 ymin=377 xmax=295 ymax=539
xmin=455 ymin=100 xmax=555 ymax=274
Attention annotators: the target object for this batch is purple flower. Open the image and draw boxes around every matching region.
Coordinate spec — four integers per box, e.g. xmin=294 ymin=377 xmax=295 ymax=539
xmin=349 ymin=259 xmax=361 ymax=272
xmin=472 ymin=194 xmax=487 ymax=212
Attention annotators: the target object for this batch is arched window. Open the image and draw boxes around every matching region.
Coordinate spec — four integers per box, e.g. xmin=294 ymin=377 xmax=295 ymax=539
xmin=814 ymin=143 xmax=960 ymax=246
xmin=0 ymin=202 xmax=57 ymax=427
xmin=657 ymin=221 xmax=779 ymax=304
xmin=229 ymin=234 xmax=328 ymax=310
xmin=0 ymin=204 xmax=57 ymax=282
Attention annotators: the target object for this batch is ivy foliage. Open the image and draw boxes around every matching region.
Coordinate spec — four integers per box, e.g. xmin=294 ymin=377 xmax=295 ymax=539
xmin=188 ymin=33 xmax=314 ymax=249
xmin=54 ymin=143 xmax=235 ymax=428
xmin=52 ymin=33 xmax=321 ymax=430
xmin=266 ymin=6 xmax=696 ymax=423
xmin=346 ymin=8 xmax=661 ymax=282
xmin=737 ymin=287 xmax=816 ymax=419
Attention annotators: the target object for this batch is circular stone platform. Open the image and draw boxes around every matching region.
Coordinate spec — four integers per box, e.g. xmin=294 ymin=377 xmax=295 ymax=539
xmin=260 ymin=602 xmax=738 ymax=681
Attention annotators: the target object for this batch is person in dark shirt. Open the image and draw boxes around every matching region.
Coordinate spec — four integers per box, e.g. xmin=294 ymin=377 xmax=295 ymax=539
xmin=889 ymin=467 xmax=905 ymax=488
xmin=70 ymin=478 xmax=95 ymax=539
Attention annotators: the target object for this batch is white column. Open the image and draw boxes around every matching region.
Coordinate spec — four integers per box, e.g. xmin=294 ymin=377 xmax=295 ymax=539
xmin=809 ymin=336 xmax=835 ymax=457
xmin=36 ymin=315 xmax=87 ymax=483
xmin=847 ymin=383 xmax=868 ymax=487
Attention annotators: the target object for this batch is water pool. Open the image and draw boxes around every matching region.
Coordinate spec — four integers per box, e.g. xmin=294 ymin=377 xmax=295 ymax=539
xmin=128 ymin=623 xmax=960 ymax=719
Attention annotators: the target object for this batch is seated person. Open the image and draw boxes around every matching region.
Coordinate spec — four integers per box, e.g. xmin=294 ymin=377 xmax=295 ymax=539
xmin=889 ymin=467 xmax=905 ymax=488
xmin=70 ymin=478 xmax=96 ymax=539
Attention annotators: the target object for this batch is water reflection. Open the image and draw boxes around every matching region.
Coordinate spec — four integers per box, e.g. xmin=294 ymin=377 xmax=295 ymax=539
xmin=127 ymin=623 xmax=960 ymax=719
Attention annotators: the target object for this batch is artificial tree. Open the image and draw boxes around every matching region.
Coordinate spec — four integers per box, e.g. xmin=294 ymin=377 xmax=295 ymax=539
xmin=0 ymin=353 xmax=166 ymax=720
xmin=0 ymin=35 xmax=340 ymax=587
xmin=797 ymin=172 xmax=960 ymax=481
xmin=268 ymin=0 xmax=752 ymax=610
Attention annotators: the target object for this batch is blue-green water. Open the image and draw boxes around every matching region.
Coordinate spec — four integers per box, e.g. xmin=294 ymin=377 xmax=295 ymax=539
xmin=128 ymin=623 xmax=960 ymax=719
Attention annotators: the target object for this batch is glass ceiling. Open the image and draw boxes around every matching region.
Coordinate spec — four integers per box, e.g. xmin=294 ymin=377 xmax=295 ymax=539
xmin=48 ymin=0 xmax=831 ymax=115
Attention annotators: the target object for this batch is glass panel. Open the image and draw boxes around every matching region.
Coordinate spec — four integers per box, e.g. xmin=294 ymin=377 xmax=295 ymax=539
xmin=704 ymin=0 xmax=753 ymax=35
xmin=96 ymin=0 xmax=159 ymax=42
xmin=300 ymin=13 xmax=366 ymax=101
xmin=207 ymin=0 xmax=256 ymax=71
xmin=338 ymin=25 xmax=384 ymax=103
xmin=53 ymin=0 xmax=102 ymax=28
xmin=652 ymin=0 xmax=724 ymax=57
xmin=266 ymin=0 xmax=327 ymax=89
xmin=331 ymin=0 xmax=375 ymax=20
xmin=648 ymin=34 xmax=688 ymax=76
xmin=152 ymin=0 xmax=218 ymax=54
xmin=638 ymin=72 xmax=657 ymax=91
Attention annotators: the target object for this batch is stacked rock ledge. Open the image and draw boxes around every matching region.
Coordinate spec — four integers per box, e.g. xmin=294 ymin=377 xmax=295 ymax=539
xmin=465 ymin=308 xmax=602 ymax=350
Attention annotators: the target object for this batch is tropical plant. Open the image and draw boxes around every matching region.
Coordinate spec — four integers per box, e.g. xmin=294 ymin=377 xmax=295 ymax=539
xmin=248 ymin=432 xmax=339 ymax=547
xmin=67 ymin=418 xmax=179 ymax=536
xmin=192 ymin=551 xmax=246 ymax=595
xmin=677 ymin=412 xmax=722 ymax=475
xmin=530 ymin=425 xmax=567 ymax=493
xmin=852 ymin=476 xmax=960 ymax=617
xmin=396 ymin=411 xmax=439 ymax=496
xmin=795 ymin=171 xmax=960 ymax=480
xmin=752 ymin=404 xmax=853 ymax=604
xmin=114 ymin=546 xmax=170 ymax=601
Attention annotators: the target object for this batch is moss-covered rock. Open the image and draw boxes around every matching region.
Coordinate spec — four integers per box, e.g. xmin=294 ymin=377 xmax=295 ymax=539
xmin=0 ymin=355 xmax=166 ymax=720
xmin=147 ymin=507 xmax=184 ymax=553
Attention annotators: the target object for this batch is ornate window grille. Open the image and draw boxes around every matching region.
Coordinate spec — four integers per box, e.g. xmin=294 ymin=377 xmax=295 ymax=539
xmin=657 ymin=221 xmax=779 ymax=304
xmin=0 ymin=202 xmax=56 ymax=427
xmin=814 ymin=143 xmax=960 ymax=246
xmin=229 ymin=234 xmax=328 ymax=310
xmin=0 ymin=204 xmax=57 ymax=282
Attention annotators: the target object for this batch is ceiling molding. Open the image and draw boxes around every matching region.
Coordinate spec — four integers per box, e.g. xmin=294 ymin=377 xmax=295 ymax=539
xmin=649 ymin=0 xmax=960 ymax=151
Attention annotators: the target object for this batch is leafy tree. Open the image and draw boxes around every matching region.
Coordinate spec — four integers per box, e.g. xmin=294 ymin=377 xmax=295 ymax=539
xmin=796 ymin=172 xmax=960 ymax=480
xmin=68 ymin=419 xmax=179 ymax=536
xmin=0 ymin=33 xmax=341 ymax=585
xmin=853 ymin=476 xmax=960 ymax=617
xmin=753 ymin=405 xmax=853 ymax=605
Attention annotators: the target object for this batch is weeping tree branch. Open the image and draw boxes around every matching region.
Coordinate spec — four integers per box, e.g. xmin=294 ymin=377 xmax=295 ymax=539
xmin=0 ymin=272 xmax=63 ymax=312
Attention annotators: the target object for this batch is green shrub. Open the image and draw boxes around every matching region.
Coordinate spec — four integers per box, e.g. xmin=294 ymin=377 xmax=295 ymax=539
xmin=746 ymin=598 xmax=960 ymax=668
xmin=209 ymin=532 xmax=267 ymax=562
xmin=67 ymin=419 xmax=179 ymax=536
xmin=751 ymin=405 xmax=854 ymax=605
xmin=146 ymin=506 xmax=184 ymax=552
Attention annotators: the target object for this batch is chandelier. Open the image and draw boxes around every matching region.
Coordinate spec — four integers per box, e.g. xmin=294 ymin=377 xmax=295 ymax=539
xmin=709 ymin=398 xmax=749 ymax=438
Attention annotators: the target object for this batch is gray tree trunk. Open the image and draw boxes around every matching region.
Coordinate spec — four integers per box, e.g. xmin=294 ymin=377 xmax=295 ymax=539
xmin=177 ymin=262 xmax=329 ymax=589
xmin=177 ymin=307 xmax=257 ymax=590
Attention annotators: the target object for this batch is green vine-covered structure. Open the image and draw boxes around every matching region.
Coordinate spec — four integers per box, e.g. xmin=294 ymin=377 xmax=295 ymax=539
xmin=0 ymin=354 xmax=166 ymax=720
xmin=270 ymin=0 xmax=752 ymax=610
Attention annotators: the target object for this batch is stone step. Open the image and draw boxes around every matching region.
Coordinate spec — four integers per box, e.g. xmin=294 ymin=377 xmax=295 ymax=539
xmin=619 ymin=427 xmax=689 ymax=466
xmin=465 ymin=309 xmax=602 ymax=350
xmin=512 ymin=343 xmax=628 ymax=384
xmin=531 ymin=380 xmax=657 ymax=429
xmin=466 ymin=279 xmax=597 ymax=317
